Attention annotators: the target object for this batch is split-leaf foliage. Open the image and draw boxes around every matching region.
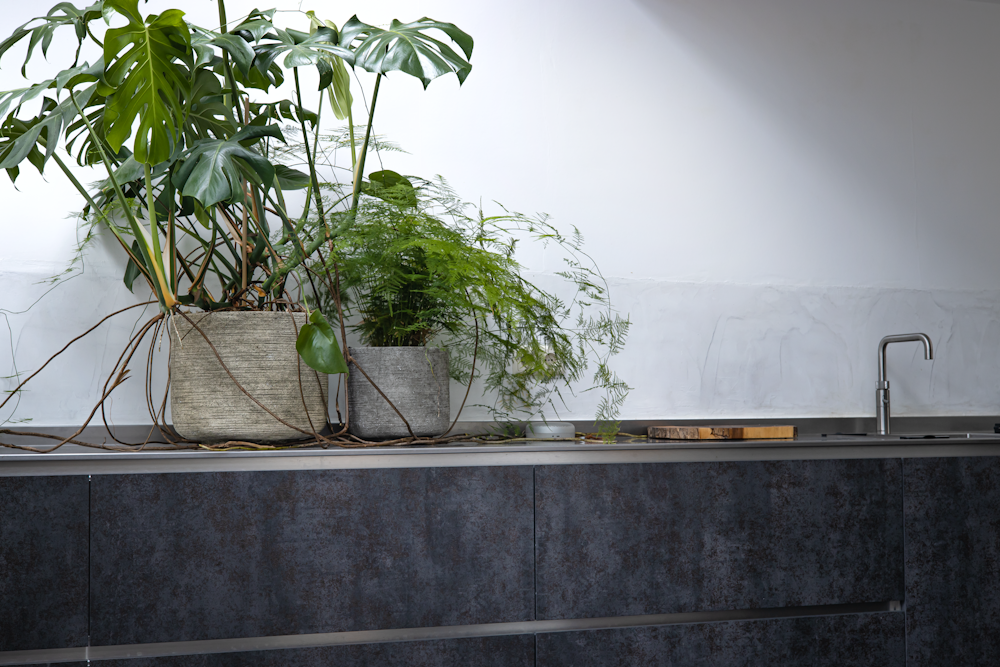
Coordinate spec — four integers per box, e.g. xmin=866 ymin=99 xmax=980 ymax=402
xmin=0 ymin=0 xmax=474 ymax=378
xmin=1 ymin=0 xmax=629 ymax=434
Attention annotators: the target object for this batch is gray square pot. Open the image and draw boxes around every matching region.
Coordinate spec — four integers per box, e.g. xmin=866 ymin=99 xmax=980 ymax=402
xmin=347 ymin=346 xmax=451 ymax=440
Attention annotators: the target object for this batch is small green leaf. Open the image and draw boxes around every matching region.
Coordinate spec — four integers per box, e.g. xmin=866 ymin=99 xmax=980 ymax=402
xmin=326 ymin=53 xmax=353 ymax=120
xmin=123 ymin=240 xmax=144 ymax=291
xmin=296 ymin=310 xmax=348 ymax=375
xmin=363 ymin=170 xmax=417 ymax=207
xmin=275 ymin=164 xmax=309 ymax=190
xmin=210 ymin=32 xmax=255 ymax=77
xmin=193 ymin=199 xmax=210 ymax=228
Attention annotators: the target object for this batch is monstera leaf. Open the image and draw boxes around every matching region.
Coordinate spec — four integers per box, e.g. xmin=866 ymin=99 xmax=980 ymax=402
xmin=338 ymin=16 xmax=473 ymax=88
xmin=231 ymin=9 xmax=276 ymax=43
xmin=173 ymin=124 xmax=282 ymax=207
xmin=101 ymin=0 xmax=191 ymax=165
xmin=0 ymin=1 xmax=107 ymax=75
xmin=0 ymin=84 xmax=96 ymax=176
xmin=183 ymin=69 xmax=237 ymax=142
xmin=252 ymin=27 xmax=352 ymax=86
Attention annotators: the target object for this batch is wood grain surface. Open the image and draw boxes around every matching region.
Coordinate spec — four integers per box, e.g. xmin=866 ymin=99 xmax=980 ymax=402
xmin=647 ymin=425 xmax=798 ymax=440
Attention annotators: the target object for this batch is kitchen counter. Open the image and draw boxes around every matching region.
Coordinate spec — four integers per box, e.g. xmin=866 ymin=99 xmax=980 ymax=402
xmin=2 ymin=426 xmax=999 ymax=666
xmin=3 ymin=431 xmax=1000 ymax=477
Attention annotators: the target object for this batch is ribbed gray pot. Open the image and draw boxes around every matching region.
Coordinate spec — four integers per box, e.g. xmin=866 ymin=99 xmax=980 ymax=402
xmin=169 ymin=311 xmax=328 ymax=443
xmin=347 ymin=346 xmax=450 ymax=440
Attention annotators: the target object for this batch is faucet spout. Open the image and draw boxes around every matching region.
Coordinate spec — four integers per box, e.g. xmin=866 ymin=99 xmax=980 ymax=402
xmin=876 ymin=333 xmax=934 ymax=435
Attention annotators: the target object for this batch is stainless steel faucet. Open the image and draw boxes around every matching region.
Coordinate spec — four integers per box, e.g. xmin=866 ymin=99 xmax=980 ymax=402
xmin=876 ymin=333 xmax=933 ymax=435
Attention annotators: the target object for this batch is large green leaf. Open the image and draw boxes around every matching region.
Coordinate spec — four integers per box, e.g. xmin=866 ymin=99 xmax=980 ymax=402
xmin=338 ymin=16 xmax=473 ymax=88
xmin=296 ymin=309 xmax=348 ymax=375
xmin=0 ymin=59 xmax=104 ymax=120
xmin=0 ymin=84 xmax=96 ymax=173
xmin=172 ymin=124 xmax=282 ymax=207
xmin=183 ymin=69 xmax=237 ymax=142
xmin=0 ymin=1 xmax=106 ymax=75
xmin=231 ymin=9 xmax=276 ymax=43
xmin=208 ymin=32 xmax=255 ymax=78
xmin=101 ymin=0 xmax=191 ymax=164
xmin=0 ymin=115 xmax=46 ymax=182
xmin=1 ymin=61 xmax=109 ymax=173
xmin=253 ymin=27 xmax=352 ymax=83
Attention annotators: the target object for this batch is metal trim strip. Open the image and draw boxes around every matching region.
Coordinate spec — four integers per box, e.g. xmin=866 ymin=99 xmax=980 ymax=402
xmin=3 ymin=443 xmax=1000 ymax=476
xmin=0 ymin=601 xmax=899 ymax=665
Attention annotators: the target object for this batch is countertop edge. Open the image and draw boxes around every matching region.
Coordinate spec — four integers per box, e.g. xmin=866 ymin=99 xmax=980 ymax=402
xmin=4 ymin=437 xmax=1000 ymax=476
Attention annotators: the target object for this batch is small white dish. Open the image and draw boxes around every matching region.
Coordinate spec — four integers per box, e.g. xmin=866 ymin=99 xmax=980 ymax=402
xmin=525 ymin=421 xmax=576 ymax=440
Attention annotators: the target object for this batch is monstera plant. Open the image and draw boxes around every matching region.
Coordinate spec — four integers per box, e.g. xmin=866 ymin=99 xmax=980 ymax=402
xmin=0 ymin=0 xmax=476 ymax=447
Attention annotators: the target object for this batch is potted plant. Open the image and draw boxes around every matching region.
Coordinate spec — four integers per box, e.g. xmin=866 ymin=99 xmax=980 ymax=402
xmin=0 ymin=0 xmax=475 ymax=445
xmin=307 ymin=168 xmax=631 ymax=440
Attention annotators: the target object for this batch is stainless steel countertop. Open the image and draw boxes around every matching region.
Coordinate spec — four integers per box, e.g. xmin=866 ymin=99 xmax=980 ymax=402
xmin=3 ymin=431 xmax=1000 ymax=477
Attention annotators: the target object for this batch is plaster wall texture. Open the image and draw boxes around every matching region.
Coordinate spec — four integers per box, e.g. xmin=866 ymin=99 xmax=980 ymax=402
xmin=4 ymin=0 xmax=1000 ymax=426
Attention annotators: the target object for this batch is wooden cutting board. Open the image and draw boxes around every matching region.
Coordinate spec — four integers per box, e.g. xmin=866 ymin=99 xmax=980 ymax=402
xmin=648 ymin=425 xmax=797 ymax=440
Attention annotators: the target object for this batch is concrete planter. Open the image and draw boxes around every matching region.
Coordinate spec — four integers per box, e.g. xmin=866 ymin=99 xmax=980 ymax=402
xmin=168 ymin=311 xmax=328 ymax=443
xmin=347 ymin=346 xmax=450 ymax=440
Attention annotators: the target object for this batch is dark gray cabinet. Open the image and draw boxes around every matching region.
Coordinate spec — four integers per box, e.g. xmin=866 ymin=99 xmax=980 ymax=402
xmin=536 ymin=612 xmax=904 ymax=666
xmin=12 ymin=453 xmax=1000 ymax=666
xmin=904 ymin=457 xmax=1000 ymax=666
xmin=535 ymin=459 xmax=904 ymax=620
xmin=90 ymin=467 xmax=534 ymax=645
xmin=0 ymin=475 xmax=89 ymax=652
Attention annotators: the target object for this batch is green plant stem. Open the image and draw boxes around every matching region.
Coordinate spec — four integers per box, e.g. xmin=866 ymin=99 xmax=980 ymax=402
xmin=351 ymin=73 xmax=381 ymax=212
xmin=347 ymin=105 xmax=356 ymax=169
xmin=241 ymin=189 xmax=248 ymax=292
xmin=216 ymin=0 xmax=240 ymax=116
xmin=260 ymin=213 xmax=330 ymax=292
xmin=168 ymin=208 xmax=177 ymax=293
xmin=143 ymin=164 xmax=163 ymax=273
xmin=293 ymin=92 xmax=324 ymax=229
xmin=293 ymin=67 xmax=327 ymax=235
xmin=69 ymin=91 xmax=167 ymax=311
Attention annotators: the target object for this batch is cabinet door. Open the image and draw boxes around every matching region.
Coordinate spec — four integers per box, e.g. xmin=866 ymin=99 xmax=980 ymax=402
xmin=536 ymin=459 xmax=903 ymax=619
xmin=904 ymin=457 xmax=1000 ymax=666
xmin=90 ymin=467 xmax=534 ymax=645
xmin=537 ymin=612 xmax=904 ymax=666
xmin=0 ymin=476 xmax=88 ymax=651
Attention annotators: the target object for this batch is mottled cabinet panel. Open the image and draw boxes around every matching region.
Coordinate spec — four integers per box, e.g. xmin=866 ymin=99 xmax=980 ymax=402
xmin=89 ymin=635 xmax=534 ymax=667
xmin=0 ymin=476 xmax=89 ymax=651
xmin=536 ymin=612 xmax=904 ymax=667
xmin=904 ymin=457 xmax=1000 ymax=666
xmin=535 ymin=459 xmax=903 ymax=619
xmin=90 ymin=467 xmax=533 ymax=645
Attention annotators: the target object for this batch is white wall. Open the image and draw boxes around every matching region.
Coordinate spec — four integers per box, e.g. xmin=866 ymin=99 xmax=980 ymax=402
xmin=4 ymin=0 xmax=1000 ymax=427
